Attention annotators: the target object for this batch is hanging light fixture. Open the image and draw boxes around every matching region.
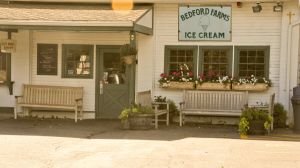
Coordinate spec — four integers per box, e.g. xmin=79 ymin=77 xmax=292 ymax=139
xmin=112 ymin=0 xmax=133 ymax=10
xmin=252 ymin=2 xmax=262 ymax=13
xmin=273 ymin=2 xmax=283 ymax=12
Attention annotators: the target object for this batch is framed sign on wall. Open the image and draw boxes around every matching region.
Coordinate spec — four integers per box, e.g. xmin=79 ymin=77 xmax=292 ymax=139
xmin=178 ymin=6 xmax=232 ymax=41
xmin=37 ymin=44 xmax=58 ymax=75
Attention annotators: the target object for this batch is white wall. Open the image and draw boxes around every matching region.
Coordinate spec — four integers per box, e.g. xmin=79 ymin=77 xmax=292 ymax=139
xmin=32 ymin=31 xmax=130 ymax=112
xmin=0 ymin=30 xmax=30 ymax=108
xmin=152 ymin=2 xmax=291 ymax=107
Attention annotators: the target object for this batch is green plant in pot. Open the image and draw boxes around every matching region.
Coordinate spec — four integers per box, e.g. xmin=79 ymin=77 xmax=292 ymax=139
xmin=119 ymin=104 xmax=154 ymax=130
xmin=120 ymin=44 xmax=137 ymax=65
xmin=238 ymin=107 xmax=273 ymax=135
xmin=273 ymin=103 xmax=287 ymax=128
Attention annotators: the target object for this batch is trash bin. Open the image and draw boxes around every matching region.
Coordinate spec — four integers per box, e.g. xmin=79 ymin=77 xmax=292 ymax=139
xmin=291 ymin=85 xmax=300 ymax=133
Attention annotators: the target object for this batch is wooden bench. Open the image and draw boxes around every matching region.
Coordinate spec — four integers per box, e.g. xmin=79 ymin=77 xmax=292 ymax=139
xmin=180 ymin=90 xmax=248 ymax=126
xmin=15 ymin=84 xmax=83 ymax=122
xmin=136 ymin=90 xmax=169 ymax=129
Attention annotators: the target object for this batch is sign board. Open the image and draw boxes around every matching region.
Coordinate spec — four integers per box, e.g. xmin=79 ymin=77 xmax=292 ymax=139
xmin=37 ymin=44 xmax=58 ymax=75
xmin=179 ymin=6 xmax=232 ymax=41
xmin=1 ymin=39 xmax=16 ymax=53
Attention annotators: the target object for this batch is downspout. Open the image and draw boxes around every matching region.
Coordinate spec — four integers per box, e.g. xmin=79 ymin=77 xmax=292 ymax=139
xmin=286 ymin=19 xmax=300 ymax=118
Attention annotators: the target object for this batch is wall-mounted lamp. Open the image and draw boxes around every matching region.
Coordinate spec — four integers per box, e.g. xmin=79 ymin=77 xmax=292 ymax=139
xmin=237 ymin=2 xmax=242 ymax=8
xmin=273 ymin=3 xmax=283 ymax=12
xmin=252 ymin=3 xmax=262 ymax=13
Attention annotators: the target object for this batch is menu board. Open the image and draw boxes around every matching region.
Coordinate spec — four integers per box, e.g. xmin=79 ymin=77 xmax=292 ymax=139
xmin=37 ymin=44 xmax=58 ymax=75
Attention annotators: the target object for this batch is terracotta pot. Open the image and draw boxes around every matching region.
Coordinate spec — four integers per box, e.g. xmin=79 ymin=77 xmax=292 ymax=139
xmin=196 ymin=82 xmax=231 ymax=90
xmin=232 ymin=83 xmax=268 ymax=92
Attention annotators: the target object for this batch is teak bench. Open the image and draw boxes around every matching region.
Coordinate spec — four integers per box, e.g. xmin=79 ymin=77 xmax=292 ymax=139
xmin=180 ymin=90 xmax=248 ymax=126
xmin=15 ymin=84 xmax=83 ymax=122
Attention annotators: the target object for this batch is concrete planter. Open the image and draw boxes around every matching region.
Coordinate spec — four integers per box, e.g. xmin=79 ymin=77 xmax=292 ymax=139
xmin=248 ymin=120 xmax=266 ymax=135
xmin=128 ymin=114 xmax=153 ymax=130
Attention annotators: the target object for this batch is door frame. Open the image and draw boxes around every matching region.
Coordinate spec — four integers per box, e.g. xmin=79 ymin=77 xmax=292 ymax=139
xmin=95 ymin=45 xmax=133 ymax=119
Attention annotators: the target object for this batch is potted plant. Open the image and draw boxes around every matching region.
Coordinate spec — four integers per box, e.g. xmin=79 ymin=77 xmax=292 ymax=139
xmin=232 ymin=75 xmax=271 ymax=92
xmin=196 ymin=71 xmax=231 ymax=90
xmin=119 ymin=104 xmax=154 ymax=130
xmin=120 ymin=44 xmax=137 ymax=65
xmin=238 ymin=107 xmax=273 ymax=136
xmin=159 ymin=64 xmax=195 ymax=89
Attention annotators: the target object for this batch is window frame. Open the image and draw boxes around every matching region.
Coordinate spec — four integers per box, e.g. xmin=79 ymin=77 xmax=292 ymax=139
xmin=0 ymin=53 xmax=11 ymax=83
xmin=234 ymin=46 xmax=270 ymax=78
xmin=62 ymin=44 xmax=94 ymax=79
xmin=164 ymin=45 xmax=198 ymax=77
xmin=198 ymin=46 xmax=233 ymax=76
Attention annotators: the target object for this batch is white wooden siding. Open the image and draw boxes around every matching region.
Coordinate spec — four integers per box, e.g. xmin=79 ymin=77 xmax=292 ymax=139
xmin=32 ymin=31 xmax=129 ymax=111
xmin=152 ymin=3 xmax=284 ymax=106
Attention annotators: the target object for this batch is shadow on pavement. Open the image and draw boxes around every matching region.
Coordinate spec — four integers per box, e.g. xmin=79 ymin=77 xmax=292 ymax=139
xmin=0 ymin=113 xmax=299 ymax=142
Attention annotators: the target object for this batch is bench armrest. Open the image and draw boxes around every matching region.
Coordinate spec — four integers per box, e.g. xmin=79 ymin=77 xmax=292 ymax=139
xmin=15 ymin=96 xmax=23 ymax=99
xmin=75 ymin=98 xmax=83 ymax=102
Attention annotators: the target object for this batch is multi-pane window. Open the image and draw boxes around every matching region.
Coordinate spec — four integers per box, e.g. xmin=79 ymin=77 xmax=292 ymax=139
xmin=236 ymin=47 xmax=269 ymax=77
xmin=165 ymin=46 xmax=197 ymax=75
xmin=0 ymin=53 xmax=7 ymax=81
xmin=202 ymin=48 xmax=230 ymax=75
xmin=62 ymin=44 xmax=94 ymax=78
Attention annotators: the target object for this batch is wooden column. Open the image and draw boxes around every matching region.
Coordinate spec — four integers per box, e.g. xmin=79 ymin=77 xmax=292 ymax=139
xmin=129 ymin=31 xmax=136 ymax=104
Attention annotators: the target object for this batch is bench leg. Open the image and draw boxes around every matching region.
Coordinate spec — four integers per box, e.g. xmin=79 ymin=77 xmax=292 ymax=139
xmin=80 ymin=107 xmax=83 ymax=121
xmin=75 ymin=107 xmax=78 ymax=123
xmin=14 ymin=105 xmax=17 ymax=119
xmin=166 ymin=112 xmax=169 ymax=126
xmin=155 ymin=114 xmax=158 ymax=129
xmin=179 ymin=112 xmax=182 ymax=127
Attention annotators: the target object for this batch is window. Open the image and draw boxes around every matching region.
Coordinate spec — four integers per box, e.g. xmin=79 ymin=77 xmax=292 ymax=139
xmin=62 ymin=44 xmax=94 ymax=78
xmin=164 ymin=46 xmax=197 ymax=75
xmin=0 ymin=53 xmax=7 ymax=81
xmin=199 ymin=47 xmax=232 ymax=76
xmin=235 ymin=46 xmax=269 ymax=77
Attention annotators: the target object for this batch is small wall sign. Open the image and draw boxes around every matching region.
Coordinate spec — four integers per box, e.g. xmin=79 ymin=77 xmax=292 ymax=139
xmin=1 ymin=39 xmax=16 ymax=53
xmin=179 ymin=6 xmax=232 ymax=41
xmin=37 ymin=44 xmax=58 ymax=75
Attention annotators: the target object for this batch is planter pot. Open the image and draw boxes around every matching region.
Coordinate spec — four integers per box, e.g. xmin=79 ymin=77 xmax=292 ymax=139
xmin=232 ymin=83 xmax=269 ymax=92
xmin=122 ymin=55 xmax=135 ymax=65
xmin=120 ymin=119 xmax=130 ymax=130
xmin=249 ymin=120 xmax=266 ymax=135
xmin=196 ymin=82 xmax=231 ymax=90
xmin=128 ymin=113 xmax=153 ymax=130
xmin=161 ymin=81 xmax=195 ymax=90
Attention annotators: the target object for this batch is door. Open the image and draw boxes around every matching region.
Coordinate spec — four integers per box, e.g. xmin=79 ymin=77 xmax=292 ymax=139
xmin=96 ymin=46 xmax=130 ymax=119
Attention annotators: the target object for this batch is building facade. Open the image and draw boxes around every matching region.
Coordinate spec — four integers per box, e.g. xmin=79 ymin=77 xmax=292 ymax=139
xmin=0 ymin=0 xmax=299 ymax=124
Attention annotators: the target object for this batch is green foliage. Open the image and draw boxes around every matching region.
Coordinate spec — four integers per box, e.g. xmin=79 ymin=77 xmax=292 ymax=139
xmin=273 ymin=103 xmax=287 ymax=128
xmin=119 ymin=104 xmax=153 ymax=121
xmin=238 ymin=107 xmax=273 ymax=135
xmin=120 ymin=44 xmax=137 ymax=56
xmin=239 ymin=117 xmax=250 ymax=135
xmin=168 ymin=100 xmax=180 ymax=116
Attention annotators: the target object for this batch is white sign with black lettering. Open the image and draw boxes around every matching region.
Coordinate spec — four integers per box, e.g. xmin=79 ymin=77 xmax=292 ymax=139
xmin=179 ymin=6 xmax=232 ymax=41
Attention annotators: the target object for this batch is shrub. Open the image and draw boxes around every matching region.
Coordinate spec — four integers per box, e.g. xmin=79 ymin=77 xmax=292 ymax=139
xmin=273 ymin=103 xmax=287 ymax=128
xmin=119 ymin=104 xmax=153 ymax=121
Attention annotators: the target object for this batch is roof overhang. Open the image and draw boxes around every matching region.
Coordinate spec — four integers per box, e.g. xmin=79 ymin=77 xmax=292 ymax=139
xmin=0 ymin=4 xmax=153 ymax=35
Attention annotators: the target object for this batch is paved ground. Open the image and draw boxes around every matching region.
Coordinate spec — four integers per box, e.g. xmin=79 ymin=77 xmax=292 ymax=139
xmin=1 ymin=113 xmax=300 ymax=168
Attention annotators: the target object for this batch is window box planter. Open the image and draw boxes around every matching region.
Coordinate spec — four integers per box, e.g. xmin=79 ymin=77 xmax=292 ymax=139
xmin=232 ymin=83 xmax=269 ymax=92
xmin=196 ymin=82 xmax=231 ymax=90
xmin=160 ymin=81 xmax=195 ymax=90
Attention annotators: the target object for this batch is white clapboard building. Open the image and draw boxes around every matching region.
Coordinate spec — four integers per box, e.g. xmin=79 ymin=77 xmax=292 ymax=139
xmin=0 ymin=0 xmax=299 ymax=125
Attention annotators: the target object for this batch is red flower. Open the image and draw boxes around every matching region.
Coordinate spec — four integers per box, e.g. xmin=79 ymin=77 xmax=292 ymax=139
xmin=188 ymin=71 xmax=193 ymax=77
xmin=171 ymin=71 xmax=177 ymax=76
xmin=160 ymin=73 xmax=167 ymax=78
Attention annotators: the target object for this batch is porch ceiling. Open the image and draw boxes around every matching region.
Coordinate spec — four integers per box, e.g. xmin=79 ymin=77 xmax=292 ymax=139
xmin=0 ymin=3 xmax=153 ymax=34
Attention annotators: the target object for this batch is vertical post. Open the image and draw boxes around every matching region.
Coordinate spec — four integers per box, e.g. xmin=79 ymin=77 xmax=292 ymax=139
xmin=129 ymin=31 xmax=136 ymax=105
